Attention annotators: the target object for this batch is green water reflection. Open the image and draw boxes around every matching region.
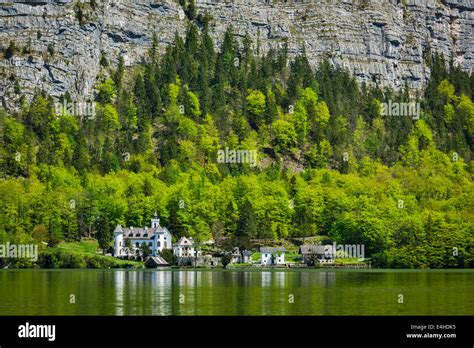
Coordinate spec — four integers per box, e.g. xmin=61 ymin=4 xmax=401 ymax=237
xmin=0 ymin=269 xmax=472 ymax=315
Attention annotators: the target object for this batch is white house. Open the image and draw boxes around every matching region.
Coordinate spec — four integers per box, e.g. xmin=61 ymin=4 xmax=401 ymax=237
xmin=260 ymin=247 xmax=286 ymax=265
xmin=114 ymin=213 xmax=172 ymax=258
xmin=232 ymin=249 xmax=252 ymax=264
xmin=173 ymin=237 xmax=196 ymax=258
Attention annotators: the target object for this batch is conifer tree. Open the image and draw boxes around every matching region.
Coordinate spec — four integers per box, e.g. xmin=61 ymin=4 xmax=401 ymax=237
xmin=237 ymin=199 xmax=257 ymax=238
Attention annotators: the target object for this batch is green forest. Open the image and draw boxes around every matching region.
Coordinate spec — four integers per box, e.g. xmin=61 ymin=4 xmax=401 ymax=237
xmin=1 ymin=21 xmax=473 ymax=268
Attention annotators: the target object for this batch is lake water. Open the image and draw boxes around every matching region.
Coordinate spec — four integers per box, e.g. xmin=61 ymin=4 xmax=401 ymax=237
xmin=0 ymin=269 xmax=473 ymax=315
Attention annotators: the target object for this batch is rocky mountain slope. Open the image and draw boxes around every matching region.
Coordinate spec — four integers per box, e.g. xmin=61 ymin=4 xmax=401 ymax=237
xmin=1 ymin=0 xmax=473 ymax=110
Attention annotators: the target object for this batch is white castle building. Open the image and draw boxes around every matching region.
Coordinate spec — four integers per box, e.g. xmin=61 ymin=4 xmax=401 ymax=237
xmin=114 ymin=213 xmax=172 ymax=258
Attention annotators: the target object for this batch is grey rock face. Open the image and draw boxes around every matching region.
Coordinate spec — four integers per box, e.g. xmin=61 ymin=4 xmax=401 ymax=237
xmin=0 ymin=0 xmax=472 ymax=111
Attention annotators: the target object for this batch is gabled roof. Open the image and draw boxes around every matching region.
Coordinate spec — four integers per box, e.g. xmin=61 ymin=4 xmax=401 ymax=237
xmin=232 ymin=249 xmax=252 ymax=256
xmin=114 ymin=217 xmax=172 ymax=239
xmin=144 ymin=256 xmax=169 ymax=267
xmin=300 ymin=245 xmax=332 ymax=255
xmin=176 ymin=237 xmax=194 ymax=246
xmin=260 ymin=247 xmax=286 ymax=253
xmin=122 ymin=227 xmax=154 ymax=239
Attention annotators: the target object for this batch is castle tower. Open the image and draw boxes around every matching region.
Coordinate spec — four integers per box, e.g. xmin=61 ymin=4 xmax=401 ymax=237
xmin=151 ymin=211 xmax=160 ymax=229
xmin=114 ymin=224 xmax=124 ymax=257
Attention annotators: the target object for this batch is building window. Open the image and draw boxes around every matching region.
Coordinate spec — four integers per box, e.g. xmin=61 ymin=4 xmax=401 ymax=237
xmin=135 ymin=242 xmax=139 ymax=248
xmin=157 ymin=242 xmax=161 ymax=247
xmin=119 ymin=242 xmax=122 ymax=247
xmin=148 ymin=242 xmax=152 ymax=247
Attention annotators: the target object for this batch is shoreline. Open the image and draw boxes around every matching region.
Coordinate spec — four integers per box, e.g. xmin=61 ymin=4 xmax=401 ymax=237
xmin=1 ymin=267 xmax=473 ymax=272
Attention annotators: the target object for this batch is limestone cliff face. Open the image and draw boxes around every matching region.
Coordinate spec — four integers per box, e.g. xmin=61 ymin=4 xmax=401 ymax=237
xmin=1 ymin=0 xmax=473 ymax=110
